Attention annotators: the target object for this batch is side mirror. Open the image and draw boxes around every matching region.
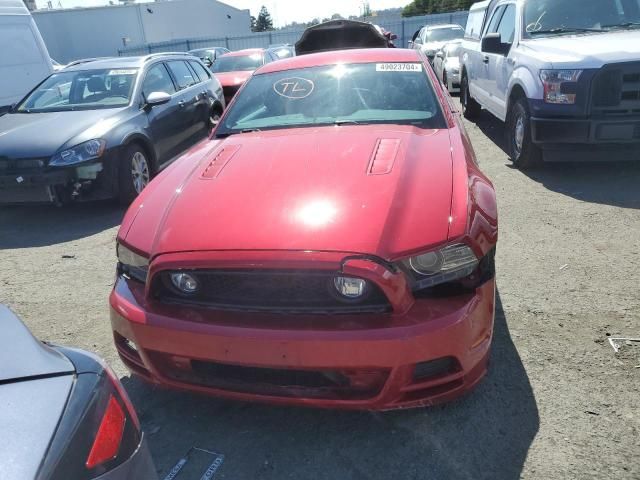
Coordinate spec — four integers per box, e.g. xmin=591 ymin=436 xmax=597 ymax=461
xmin=481 ymin=32 xmax=510 ymax=55
xmin=408 ymin=40 xmax=414 ymax=48
xmin=146 ymin=91 xmax=171 ymax=107
xmin=204 ymin=58 xmax=213 ymax=67
xmin=390 ymin=33 xmax=398 ymax=40
xmin=436 ymin=51 xmax=445 ymax=59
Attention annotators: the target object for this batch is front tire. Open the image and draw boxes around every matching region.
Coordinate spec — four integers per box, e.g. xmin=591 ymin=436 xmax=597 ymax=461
xmin=506 ymin=98 xmax=542 ymax=170
xmin=119 ymin=144 xmax=151 ymax=205
xmin=461 ymin=73 xmax=481 ymax=119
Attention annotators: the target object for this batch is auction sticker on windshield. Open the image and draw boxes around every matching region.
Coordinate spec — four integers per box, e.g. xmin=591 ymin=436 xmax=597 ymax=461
xmin=108 ymin=69 xmax=137 ymax=75
xmin=376 ymin=63 xmax=423 ymax=72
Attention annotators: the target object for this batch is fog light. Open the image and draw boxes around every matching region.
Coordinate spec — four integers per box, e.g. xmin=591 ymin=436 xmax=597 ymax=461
xmin=170 ymin=272 xmax=199 ymax=294
xmin=123 ymin=338 xmax=138 ymax=353
xmin=334 ymin=276 xmax=366 ymax=298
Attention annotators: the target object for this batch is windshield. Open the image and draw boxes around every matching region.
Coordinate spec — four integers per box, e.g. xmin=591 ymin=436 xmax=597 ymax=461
xmin=427 ymin=27 xmax=464 ymax=42
xmin=212 ymin=54 xmax=264 ymax=73
xmin=216 ymin=62 xmax=445 ymax=136
xmin=524 ymin=0 xmax=640 ymax=37
xmin=16 ymin=68 xmax=138 ymax=113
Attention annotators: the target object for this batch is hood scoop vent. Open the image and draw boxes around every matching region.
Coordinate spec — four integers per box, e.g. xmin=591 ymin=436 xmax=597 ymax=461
xmin=201 ymin=144 xmax=241 ymax=179
xmin=368 ymin=139 xmax=400 ymax=175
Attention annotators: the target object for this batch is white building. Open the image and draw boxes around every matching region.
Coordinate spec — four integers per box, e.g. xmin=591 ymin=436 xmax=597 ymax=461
xmin=32 ymin=0 xmax=251 ymax=63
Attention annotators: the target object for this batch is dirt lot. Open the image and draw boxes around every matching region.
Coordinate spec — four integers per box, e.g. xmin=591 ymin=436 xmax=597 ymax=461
xmin=1 ymin=101 xmax=639 ymax=480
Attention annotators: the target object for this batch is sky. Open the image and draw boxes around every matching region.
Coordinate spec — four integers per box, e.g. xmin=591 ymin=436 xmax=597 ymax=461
xmin=35 ymin=0 xmax=410 ymax=27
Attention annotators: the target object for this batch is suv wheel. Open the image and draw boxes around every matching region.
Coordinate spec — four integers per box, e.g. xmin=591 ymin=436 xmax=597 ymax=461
xmin=119 ymin=144 xmax=151 ymax=205
xmin=506 ymin=98 xmax=542 ymax=170
xmin=461 ymin=73 xmax=481 ymax=119
xmin=209 ymin=106 xmax=223 ymax=130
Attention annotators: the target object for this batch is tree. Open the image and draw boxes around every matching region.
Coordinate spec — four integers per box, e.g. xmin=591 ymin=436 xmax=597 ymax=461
xmin=250 ymin=15 xmax=257 ymax=31
xmin=402 ymin=0 xmax=474 ymax=17
xmin=361 ymin=1 xmax=372 ymax=19
xmin=254 ymin=5 xmax=274 ymax=32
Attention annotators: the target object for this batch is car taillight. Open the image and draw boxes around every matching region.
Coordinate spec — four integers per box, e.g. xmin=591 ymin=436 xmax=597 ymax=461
xmin=38 ymin=347 xmax=146 ymax=480
xmin=86 ymin=395 xmax=126 ymax=469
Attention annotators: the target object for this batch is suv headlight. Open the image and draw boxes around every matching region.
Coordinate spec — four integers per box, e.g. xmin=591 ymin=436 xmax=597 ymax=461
xmin=50 ymin=139 xmax=106 ymax=166
xmin=540 ymin=70 xmax=582 ymax=104
xmin=117 ymin=243 xmax=149 ymax=283
xmin=403 ymin=244 xmax=479 ymax=289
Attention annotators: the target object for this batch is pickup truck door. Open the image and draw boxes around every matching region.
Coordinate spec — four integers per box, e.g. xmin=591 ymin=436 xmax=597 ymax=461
xmin=485 ymin=3 xmax=517 ymax=120
xmin=476 ymin=4 xmax=506 ymax=111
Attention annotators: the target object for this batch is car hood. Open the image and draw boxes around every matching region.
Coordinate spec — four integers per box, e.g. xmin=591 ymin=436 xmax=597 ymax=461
xmin=520 ymin=30 xmax=640 ymax=67
xmin=213 ymin=71 xmax=253 ymax=87
xmin=124 ymin=126 xmax=455 ymax=259
xmin=423 ymin=41 xmax=449 ymax=52
xmin=0 ymin=305 xmax=74 ymax=382
xmin=0 ymin=108 xmax=127 ymax=159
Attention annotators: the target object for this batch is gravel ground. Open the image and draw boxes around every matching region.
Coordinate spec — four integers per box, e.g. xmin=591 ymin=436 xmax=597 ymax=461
xmin=1 ymin=100 xmax=639 ymax=480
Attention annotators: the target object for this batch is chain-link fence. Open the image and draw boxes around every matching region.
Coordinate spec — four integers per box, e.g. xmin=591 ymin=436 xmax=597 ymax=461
xmin=118 ymin=11 xmax=468 ymax=56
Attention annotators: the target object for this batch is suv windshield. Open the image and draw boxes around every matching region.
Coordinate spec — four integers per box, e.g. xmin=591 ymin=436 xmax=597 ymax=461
xmin=427 ymin=27 xmax=464 ymax=42
xmin=524 ymin=0 xmax=640 ymax=37
xmin=16 ymin=68 xmax=138 ymax=113
xmin=216 ymin=62 xmax=446 ymax=136
xmin=212 ymin=54 xmax=264 ymax=73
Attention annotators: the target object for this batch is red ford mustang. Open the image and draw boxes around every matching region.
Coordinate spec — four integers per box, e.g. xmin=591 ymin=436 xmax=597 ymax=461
xmin=211 ymin=48 xmax=270 ymax=105
xmin=110 ymin=48 xmax=498 ymax=410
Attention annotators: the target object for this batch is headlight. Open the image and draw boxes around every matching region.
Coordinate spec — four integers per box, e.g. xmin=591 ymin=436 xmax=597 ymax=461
xmin=117 ymin=243 xmax=149 ymax=283
xmin=50 ymin=139 xmax=106 ymax=166
xmin=404 ymin=244 xmax=479 ymax=289
xmin=540 ymin=70 xmax=582 ymax=104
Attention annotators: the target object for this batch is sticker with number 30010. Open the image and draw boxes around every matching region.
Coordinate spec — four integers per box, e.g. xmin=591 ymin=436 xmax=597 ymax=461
xmin=376 ymin=63 xmax=423 ymax=72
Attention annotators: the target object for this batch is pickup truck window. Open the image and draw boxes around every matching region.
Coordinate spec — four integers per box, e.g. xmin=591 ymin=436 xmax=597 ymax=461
xmin=497 ymin=4 xmax=516 ymax=43
xmin=524 ymin=0 xmax=640 ymax=38
xmin=484 ymin=5 xmax=506 ymax=37
xmin=465 ymin=9 xmax=486 ymax=39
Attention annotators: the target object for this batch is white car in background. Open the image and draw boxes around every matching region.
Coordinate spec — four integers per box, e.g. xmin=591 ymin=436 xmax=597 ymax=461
xmin=409 ymin=23 xmax=465 ymax=63
xmin=0 ymin=0 xmax=53 ymax=113
xmin=433 ymin=41 xmax=462 ymax=93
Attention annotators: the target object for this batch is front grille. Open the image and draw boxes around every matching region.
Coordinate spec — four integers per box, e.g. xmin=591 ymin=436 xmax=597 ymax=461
xmin=152 ymin=269 xmax=392 ymax=314
xmin=0 ymin=158 xmax=47 ymax=173
xmin=159 ymin=357 xmax=388 ymax=400
xmin=592 ymin=62 xmax=640 ymax=116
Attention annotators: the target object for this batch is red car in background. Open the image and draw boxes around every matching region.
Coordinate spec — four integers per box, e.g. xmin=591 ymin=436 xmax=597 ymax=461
xmin=211 ymin=48 xmax=278 ymax=104
xmin=110 ymin=48 xmax=498 ymax=410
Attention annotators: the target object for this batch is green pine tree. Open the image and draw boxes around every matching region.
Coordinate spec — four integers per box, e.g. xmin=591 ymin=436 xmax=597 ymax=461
xmin=254 ymin=5 xmax=274 ymax=32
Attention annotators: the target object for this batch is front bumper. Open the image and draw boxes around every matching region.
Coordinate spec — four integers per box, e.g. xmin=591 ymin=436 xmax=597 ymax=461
xmin=110 ymin=265 xmax=495 ymax=410
xmin=0 ymin=153 xmax=119 ymax=205
xmin=531 ymin=115 xmax=640 ymax=161
xmin=0 ymin=170 xmax=72 ymax=204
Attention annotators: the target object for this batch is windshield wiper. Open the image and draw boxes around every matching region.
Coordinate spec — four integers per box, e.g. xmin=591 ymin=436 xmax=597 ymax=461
xmin=531 ymin=27 xmax=605 ymax=35
xmin=602 ymin=21 xmax=640 ymax=30
xmin=215 ymin=128 xmax=261 ymax=139
xmin=333 ymin=120 xmax=361 ymax=126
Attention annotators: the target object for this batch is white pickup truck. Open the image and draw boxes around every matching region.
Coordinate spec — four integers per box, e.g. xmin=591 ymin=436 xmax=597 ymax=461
xmin=459 ymin=0 xmax=640 ymax=168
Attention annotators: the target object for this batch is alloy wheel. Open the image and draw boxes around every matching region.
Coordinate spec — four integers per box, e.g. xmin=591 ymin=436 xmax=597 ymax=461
xmin=131 ymin=151 xmax=150 ymax=194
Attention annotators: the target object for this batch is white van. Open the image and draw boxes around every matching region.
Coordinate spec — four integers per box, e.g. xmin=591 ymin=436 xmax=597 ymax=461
xmin=0 ymin=0 xmax=53 ymax=112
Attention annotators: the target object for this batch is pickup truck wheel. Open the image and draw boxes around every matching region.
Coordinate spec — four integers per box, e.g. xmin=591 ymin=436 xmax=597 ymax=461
xmin=461 ymin=74 xmax=481 ymax=119
xmin=118 ymin=144 xmax=151 ymax=205
xmin=507 ymin=98 xmax=542 ymax=170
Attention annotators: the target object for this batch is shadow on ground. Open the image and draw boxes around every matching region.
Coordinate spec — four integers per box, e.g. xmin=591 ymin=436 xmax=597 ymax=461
xmin=0 ymin=202 xmax=124 ymax=249
xmin=122 ymin=292 xmax=539 ymax=480
xmin=470 ymin=110 xmax=640 ymax=209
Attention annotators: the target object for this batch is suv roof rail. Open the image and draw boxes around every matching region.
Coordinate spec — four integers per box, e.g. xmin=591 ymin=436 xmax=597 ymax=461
xmin=64 ymin=57 xmax=114 ymax=68
xmin=143 ymin=52 xmax=191 ymax=62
